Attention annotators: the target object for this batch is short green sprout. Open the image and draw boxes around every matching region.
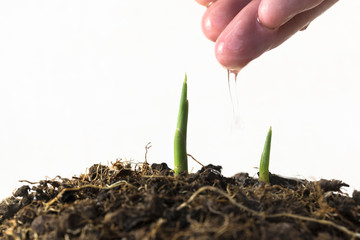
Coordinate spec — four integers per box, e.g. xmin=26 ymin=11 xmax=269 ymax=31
xmin=174 ymin=74 xmax=189 ymax=174
xmin=259 ymin=126 xmax=272 ymax=183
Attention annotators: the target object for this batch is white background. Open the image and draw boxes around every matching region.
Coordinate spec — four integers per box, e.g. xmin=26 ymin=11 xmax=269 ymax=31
xmin=0 ymin=1 xmax=359 ymax=200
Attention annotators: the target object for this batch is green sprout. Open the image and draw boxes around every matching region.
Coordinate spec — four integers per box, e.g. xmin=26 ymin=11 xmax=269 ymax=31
xmin=259 ymin=126 xmax=272 ymax=183
xmin=174 ymin=74 xmax=189 ymax=174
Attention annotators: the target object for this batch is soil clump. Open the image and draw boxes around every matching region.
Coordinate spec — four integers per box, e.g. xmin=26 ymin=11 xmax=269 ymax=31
xmin=0 ymin=160 xmax=359 ymax=239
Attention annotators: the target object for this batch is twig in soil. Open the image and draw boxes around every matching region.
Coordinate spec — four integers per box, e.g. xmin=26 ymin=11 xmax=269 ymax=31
xmin=18 ymin=180 xmax=39 ymax=184
xmin=177 ymin=186 xmax=360 ymax=239
xmin=19 ymin=175 xmax=66 ymax=185
xmin=44 ymin=180 xmax=136 ymax=209
xmin=141 ymin=142 xmax=152 ymax=174
xmin=187 ymin=153 xmax=206 ymax=169
xmin=145 ymin=142 xmax=152 ymax=163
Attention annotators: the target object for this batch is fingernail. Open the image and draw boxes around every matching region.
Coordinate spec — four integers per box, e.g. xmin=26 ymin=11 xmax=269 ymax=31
xmin=256 ymin=14 xmax=277 ymax=31
xmin=300 ymin=23 xmax=310 ymax=31
xmin=207 ymin=0 xmax=217 ymax=7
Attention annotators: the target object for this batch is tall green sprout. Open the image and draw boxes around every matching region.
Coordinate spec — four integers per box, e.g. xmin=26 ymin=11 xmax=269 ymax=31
xmin=259 ymin=127 xmax=272 ymax=183
xmin=174 ymin=74 xmax=189 ymax=174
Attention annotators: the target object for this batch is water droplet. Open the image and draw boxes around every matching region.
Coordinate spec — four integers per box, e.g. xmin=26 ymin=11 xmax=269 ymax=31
xmin=227 ymin=69 xmax=241 ymax=128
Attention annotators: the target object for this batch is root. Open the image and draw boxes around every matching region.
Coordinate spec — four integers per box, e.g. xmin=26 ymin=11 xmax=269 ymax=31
xmin=267 ymin=213 xmax=360 ymax=239
xmin=177 ymin=186 xmax=259 ymax=216
xmin=187 ymin=153 xmax=206 ymax=169
xmin=177 ymin=186 xmax=360 ymax=239
xmin=44 ymin=180 xmax=136 ymax=210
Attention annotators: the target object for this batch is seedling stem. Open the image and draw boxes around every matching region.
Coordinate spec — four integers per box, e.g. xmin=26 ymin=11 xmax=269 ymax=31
xmin=174 ymin=74 xmax=188 ymax=174
xmin=259 ymin=126 xmax=272 ymax=183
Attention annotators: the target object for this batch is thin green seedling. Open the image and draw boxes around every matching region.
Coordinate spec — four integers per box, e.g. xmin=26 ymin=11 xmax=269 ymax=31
xmin=259 ymin=126 xmax=272 ymax=183
xmin=174 ymin=74 xmax=189 ymax=174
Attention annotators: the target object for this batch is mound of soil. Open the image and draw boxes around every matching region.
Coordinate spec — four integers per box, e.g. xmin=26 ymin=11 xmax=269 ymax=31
xmin=0 ymin=160 xmax=359 ymax=239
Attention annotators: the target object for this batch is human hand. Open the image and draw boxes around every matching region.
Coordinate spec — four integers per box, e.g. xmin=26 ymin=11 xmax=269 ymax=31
xmin=196 ymin=0 xmax=338 ymax=70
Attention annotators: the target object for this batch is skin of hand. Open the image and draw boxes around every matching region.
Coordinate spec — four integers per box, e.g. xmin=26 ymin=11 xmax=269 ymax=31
xmin=196 ymin=0 xmax=339 ymax=70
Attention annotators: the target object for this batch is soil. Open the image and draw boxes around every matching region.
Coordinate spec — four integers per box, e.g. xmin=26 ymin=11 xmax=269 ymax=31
xmin=0 ymin=160 xmax=359 ymax=240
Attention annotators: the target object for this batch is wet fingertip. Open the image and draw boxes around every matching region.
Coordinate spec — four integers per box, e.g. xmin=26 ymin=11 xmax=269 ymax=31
xmin=257 ymin=2 xmax=275 ymax=29
xmin=215 ymin=41 xmax=248 ymax=71
xmin=256 ymin=14 xmax=277 ymax=31
xmin=195 ymin=0 xmax=215 ymax=7
xmin=207 ymin=0 xmax=217 ymax=7
xmin=257 ymin=2 xmax=286 ymax=30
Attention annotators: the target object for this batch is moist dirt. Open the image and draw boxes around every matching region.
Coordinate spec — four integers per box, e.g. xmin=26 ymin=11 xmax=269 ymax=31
xmin=0 ymin=160 xmax=359 ymax=240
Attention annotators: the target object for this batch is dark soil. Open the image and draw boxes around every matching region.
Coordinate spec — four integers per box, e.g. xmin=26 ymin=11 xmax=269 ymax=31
xmin=1 ymin=160 xmax=359 ymax=240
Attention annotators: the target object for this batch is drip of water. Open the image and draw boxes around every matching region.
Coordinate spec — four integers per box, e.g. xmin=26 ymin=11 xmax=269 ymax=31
xmin=227 ymin=69 xmax=241 ymax=127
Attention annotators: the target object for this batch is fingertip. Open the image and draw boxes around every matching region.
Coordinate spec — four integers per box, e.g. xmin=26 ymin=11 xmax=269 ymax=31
xmin=214 ymin=0 xmax=277 ymax=70
xmin=257 ymin=1 xmax=285 ymax=29
xmin=201 ymin=0 xmax=252 ymax=42
xmin=258 ymin=0 xmax=326 ymax=29
xmin=195 ymin=0 xmax=214 ymax=7
xmin=201 ymin=13 xmax=218 ymax=42
xmin=215 ymin=41 xmax=248 ymax=70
